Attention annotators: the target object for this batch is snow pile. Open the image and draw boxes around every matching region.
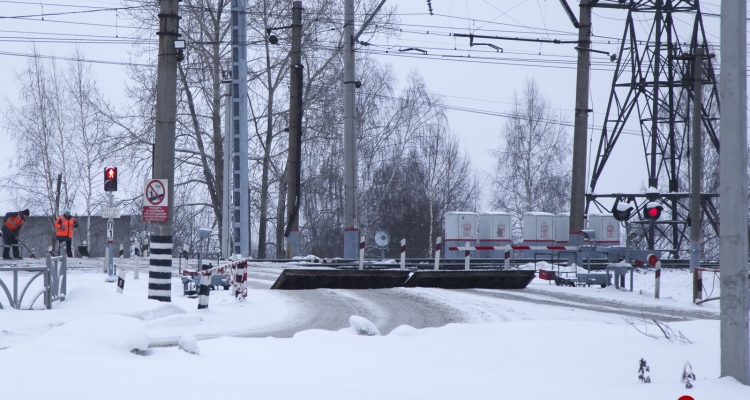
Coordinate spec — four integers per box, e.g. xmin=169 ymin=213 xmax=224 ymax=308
xmin=59 ymin=286 xmax=187 ymax=321
xmin=178 ymin=333 xmax=199 ymax=355
xmin=347 ymin=315 xmax=381 ymax=336
xmin=6 ymin=315 xmax=148 ymax=356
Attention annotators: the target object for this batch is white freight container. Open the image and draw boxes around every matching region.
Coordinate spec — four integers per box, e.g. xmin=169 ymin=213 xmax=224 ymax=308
xmin=522 ymin=212 xmax=555 ymax=243
xmin=554 ymin=213 xmax=570 ymax=244
xmin=521 ymin=212 xmax=554 ymax=259
xmin=478 ymin=212 xmax=511 ymax=258
xmin=588 ymin=213 xmax=620 ymax=245
xmin=444 ymin=212 xmax=478 ymax=259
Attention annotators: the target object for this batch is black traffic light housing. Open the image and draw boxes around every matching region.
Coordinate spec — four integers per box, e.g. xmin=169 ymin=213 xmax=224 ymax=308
xmin=104 ymin=167 xmax=118 ymax=192
xmin=611 ymin=197 xmax=635 ymax=222
xmin=643 ymin=202 xmax=663 ymax=220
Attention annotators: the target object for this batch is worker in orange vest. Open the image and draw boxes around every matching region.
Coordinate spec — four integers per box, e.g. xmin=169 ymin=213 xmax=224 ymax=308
xmin=2 ymin=209 xmax=29 ymax=260
xmin=54 ymin=208 xmax=78 ymax=258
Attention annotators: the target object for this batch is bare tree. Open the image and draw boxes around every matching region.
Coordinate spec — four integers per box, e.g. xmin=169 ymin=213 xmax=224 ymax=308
xmin=491 ymin=78 xmax=571 ymax=235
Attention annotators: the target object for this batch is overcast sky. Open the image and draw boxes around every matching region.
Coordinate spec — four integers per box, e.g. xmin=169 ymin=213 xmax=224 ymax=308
xmin=0 ymin=0 xmax=733 ymax=214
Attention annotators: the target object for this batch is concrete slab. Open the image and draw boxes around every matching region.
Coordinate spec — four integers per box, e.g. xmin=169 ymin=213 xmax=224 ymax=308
xmin=403 ymin=270 xmax=535 ymax=289
xmin=271 ymin=269 xmax=411 ymax=290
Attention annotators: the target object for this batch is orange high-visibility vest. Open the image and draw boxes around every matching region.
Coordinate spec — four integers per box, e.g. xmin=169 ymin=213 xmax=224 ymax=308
xmin=55 ymin=216 xmax=76 ymax=239
xmin=4 ymin=215 xmax=24 ymax=231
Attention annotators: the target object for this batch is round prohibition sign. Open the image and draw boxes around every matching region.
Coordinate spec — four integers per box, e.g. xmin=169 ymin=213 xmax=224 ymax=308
xmin=146 ymin=180 xmax=166 ymax=205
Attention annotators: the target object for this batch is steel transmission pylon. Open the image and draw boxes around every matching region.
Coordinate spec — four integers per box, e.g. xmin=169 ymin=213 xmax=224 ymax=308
xmin=587 ymin=0 xmax=719 ymax=257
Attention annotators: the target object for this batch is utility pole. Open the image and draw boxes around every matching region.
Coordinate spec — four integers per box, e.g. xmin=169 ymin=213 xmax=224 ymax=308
xmin=343 ymin=0 xmax=357 ymax=259
xmin=689 ymin=48 xmax=703 ymax=274
xmin=568 ymin=0 xmax=591 ymax=248
xmin=231 ymin=0 xmax=249 ymax=258
xmin=719 ymin=0 xmax=749 ymax=385
xmin=148 ymin=0 xmax=180 ymax=302
xmin=221 ymin=86 xmax=231 ymax=259
xmin=285 ymin=1 xmax=303 ymax=258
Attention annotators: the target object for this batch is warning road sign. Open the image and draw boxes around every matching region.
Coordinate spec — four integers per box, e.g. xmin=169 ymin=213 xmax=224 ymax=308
xmin=143 ymin=179 xmax=169 ymax=222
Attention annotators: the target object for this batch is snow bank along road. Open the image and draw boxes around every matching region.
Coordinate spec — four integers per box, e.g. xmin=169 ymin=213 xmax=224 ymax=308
xmin=169 ymin=263 xmax=718 ymax=345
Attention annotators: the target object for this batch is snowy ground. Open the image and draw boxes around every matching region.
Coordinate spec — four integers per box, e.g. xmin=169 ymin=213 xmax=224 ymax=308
xmin=0 ymin=257 xmax=746 ymax=399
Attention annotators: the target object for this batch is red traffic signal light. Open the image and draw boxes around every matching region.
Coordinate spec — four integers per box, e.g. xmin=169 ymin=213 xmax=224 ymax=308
xmin=104 ymin=167 xmax=118 ymax=192
xmin=643 ymin=202 xmax=663 ymax=220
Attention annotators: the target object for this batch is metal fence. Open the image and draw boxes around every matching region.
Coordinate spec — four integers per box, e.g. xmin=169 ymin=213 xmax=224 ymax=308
xmin=0 ymin=252 xmax=67 ymax=310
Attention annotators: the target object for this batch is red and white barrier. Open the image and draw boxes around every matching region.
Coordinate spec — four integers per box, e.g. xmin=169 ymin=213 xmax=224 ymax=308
xmin=448 ymin=244 xmax=580 ymax=252
xmin=192 ymin=259 xmax=249 ymax=298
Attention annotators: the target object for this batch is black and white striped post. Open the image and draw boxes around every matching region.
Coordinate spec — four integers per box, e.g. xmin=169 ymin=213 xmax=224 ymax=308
xmin=133 ymin=239 xmax=140 ymax=280
xmin=142 ymin=238 xmax=150 ymax=257
xmin=464 ymin=242 xmax=471 ymax=270
xmin=148 ymin=235 xmax=172 ymax=302
xmin=197 ymin=263 xmax=211 ymax=309
xmin=358 ymin=236 xmax=365 ymax=270
xmin=400 ymin=239 xmax=406 ymax=270
xmin=434 ymin=237 xmax=441 ymax=271
xmin=119 ymin=244 xmax=124 ymax=258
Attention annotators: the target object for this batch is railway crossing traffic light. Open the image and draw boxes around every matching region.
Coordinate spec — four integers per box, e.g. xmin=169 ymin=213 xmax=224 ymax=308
xmin=104 ymin=167 xmax=118 ymax=192
xmin=643 ymin=202 xmax=663 ymax=220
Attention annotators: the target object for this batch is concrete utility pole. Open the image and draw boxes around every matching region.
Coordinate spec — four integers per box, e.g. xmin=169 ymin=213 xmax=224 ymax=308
xmin=221 ymin=87 xmax=231 ymax=259
xmin=719 ymin=0 xmax=749 ymax=385
xmin=343 ymin=0 xmax=358 ymax=259
xmin=231 ymin=0 xmax=250 ymax=257
xmin=689 ymin=48 xmax=703 ymax=274
xmin=568 ymin=0 xmax=591 ymax=248
xmin=285 ymin=1 xmax=303 ymax=258
xmin=148 ymin=0 xmax=180 ymax=302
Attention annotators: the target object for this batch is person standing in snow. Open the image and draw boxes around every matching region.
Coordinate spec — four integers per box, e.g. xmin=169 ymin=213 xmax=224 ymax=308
xmin=2 ymin=209 xmax=29 ymax=260
xmin=55 ymin=208 xmax=78 ymax=258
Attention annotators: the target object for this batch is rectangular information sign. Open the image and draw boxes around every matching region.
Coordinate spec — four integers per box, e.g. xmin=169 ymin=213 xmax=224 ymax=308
xmin=101 ymin=207 xmax=121 ymax=219
xmin=143 ymin=178 xmax=169 ymax=222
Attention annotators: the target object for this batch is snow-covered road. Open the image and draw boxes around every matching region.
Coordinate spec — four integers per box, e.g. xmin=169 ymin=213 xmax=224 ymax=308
xmin=147 ymin=263 xmax=718 ymax=346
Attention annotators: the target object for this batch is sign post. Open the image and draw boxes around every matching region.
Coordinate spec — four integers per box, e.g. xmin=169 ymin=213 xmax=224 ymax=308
xmin=105 ymin=192 xmax=116 ymax=282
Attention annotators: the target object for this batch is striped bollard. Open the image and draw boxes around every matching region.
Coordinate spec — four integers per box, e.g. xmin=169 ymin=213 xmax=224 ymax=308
xmin=233 ymin=260 xmax=246 ymax=298
xmin=119 ymin=243 xmax=124 ymax=258
xmin=148 ymin=235 xmax=172 ymax=302
xmin=142 ymin=238 xmax=150 ymax=257
xmin=197 ymin=264 xmax=211 ymax=309
xmin=358 ymin=236 xmax=365 ymax=270
xmin=503 ymin=251 xmax=510 ymax=270
xmin=241 ymin=261 xmax=248 ymax=297
xmin=654 ymin=259 xmax=661 ymax=299
xmin=134 ymin=239 xmax=140 ymax=280
xmin=400 ymin=239 xmax=406 ymax=270
xmin=464 ymin=242 xmax=471 ymax=270
xmin=434 ymin=237 xmax=441 ymax=271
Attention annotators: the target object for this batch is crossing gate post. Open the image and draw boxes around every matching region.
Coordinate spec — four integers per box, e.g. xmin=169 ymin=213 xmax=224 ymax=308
xmin=400 ymin=239 xmax=406 ymax=270
xmin=434 ymin=237 xmax=441 ymax=271
xmin=358 ymin=236 xmax=365 ymax=270
xmin=464 ymin=242 xmax=470 ymax=271
xmin=197 ymin=264 xmax=211 ymax=309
